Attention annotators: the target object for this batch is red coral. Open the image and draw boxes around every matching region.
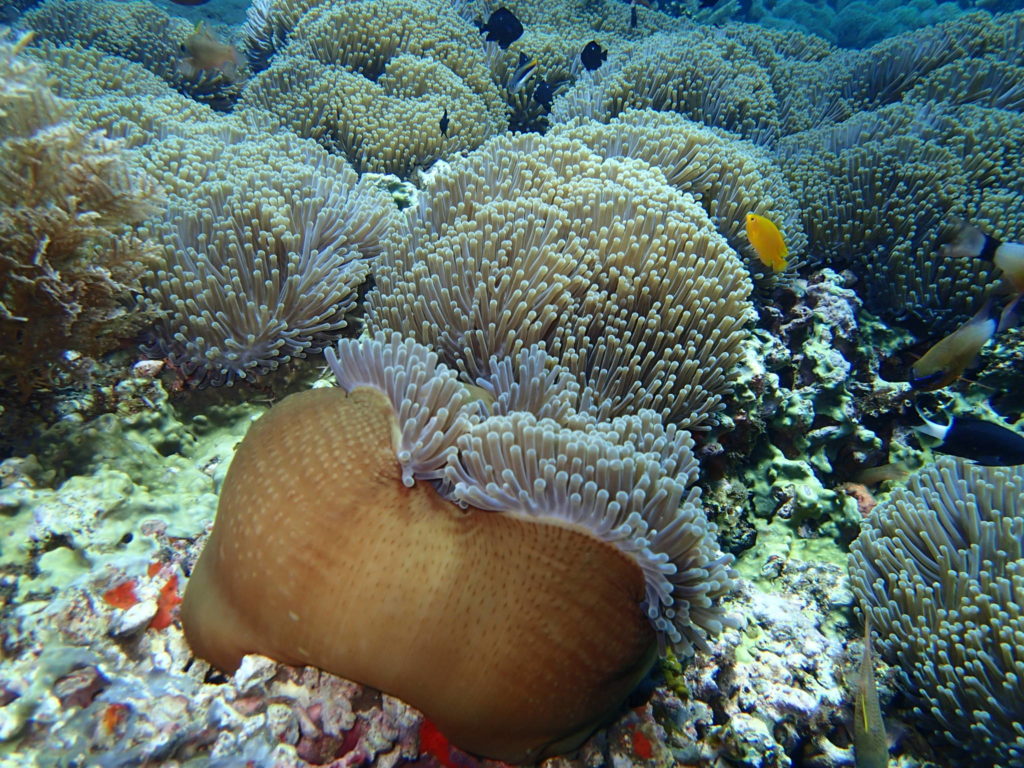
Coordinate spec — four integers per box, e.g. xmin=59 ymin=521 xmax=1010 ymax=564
xmin=419 ymin=719 xmax=457 ymax=768
xmin=630 ymin=727 xmax=653 ymax=760
xmin=148 ymin=573 xmax=182 ymax=630
xmin=102 ymin=580 xmax=139 ymax=609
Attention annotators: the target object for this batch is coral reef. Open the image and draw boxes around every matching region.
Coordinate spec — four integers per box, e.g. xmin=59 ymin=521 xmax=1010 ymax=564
xmin=848 ymin=457 xmax=1024 ymax=767
xmin=1 ymin=0 xmax=1023 ymax=764
xmin=0 ymin=29 xmax=160 ymax=418
xmin=367 ymin=131 xmax=754 ymax=432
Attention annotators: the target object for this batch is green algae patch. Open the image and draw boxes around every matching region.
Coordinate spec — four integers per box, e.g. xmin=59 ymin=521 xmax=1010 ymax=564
xmin=739 ymin=444 xmax=860 ymax=534
xmin=734 ymin=516 xmax=848 ymax=586
xmin=0 ymin=377 xmax=265 ymax=603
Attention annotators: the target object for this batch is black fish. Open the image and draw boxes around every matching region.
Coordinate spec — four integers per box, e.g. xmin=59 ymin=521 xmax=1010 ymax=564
xmin=533 ymin=80 xmax=555 ymax=111
xmin=630 ymin=4 xmax=637 ymax=28
xmin=698 ymin=0 xmax=719 ymax=7
xmin=481 ymin=7 xmax=523 ymax=50
xmin=171 ymin=0 xmax=212 ymax=5
xmin=439 ymin=107 xmax=449 ymax=137
xmin=916 ymin=412 xmax=1024 ymax=466
xmin=580 ymin=40 xmax=607 ymax=72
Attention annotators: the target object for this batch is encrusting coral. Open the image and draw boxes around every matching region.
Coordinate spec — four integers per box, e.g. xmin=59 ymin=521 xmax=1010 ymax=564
xmin=848 ymin=457 xmax=1024 ymax=767
xmin=366 ymin=131 xmax=754 ymax=433
xmin=0 ymin=28 xmax=160 ymax=400
xmin=182 ymin=333 xmax=736 ymax=763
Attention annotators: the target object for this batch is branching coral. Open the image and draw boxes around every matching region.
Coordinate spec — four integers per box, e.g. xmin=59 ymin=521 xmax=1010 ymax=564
xmin=0 ymin=29 xmax=160 ymax=398
xmin=183 ymin=332 xmax=735 ymax=762
xmin=366 ymin=131 xmax=754 ymax=432
xmin=848 ymin=457 xmax=1024 ymax=767
xmin=238 ymin=0 xmax=507 ymax=177
xmin=142 ymin=133 xmax=403 ymax=387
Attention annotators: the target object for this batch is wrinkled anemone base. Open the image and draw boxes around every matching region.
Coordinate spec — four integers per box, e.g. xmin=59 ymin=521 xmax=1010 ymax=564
xmin=182 ymin=387 xmax=658 ymax=763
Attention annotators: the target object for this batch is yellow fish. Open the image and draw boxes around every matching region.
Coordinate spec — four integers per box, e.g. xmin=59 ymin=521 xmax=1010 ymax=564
xmin=745 ymin=213 xmax=788 ymax=272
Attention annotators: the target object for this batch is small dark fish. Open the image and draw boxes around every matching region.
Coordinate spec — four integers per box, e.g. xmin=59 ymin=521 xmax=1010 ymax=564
xmin=439 ymin=107 xmax=449 ymax=137
xmin=533 ymin=80 xmax=555 ymax=111
xmin=481 ymin=7 xmax=523 ymax=50
xmin=915 ymin=410 xmax=1024 ymax=466
xmin=580 ymin=40 xmax=607 ymax=72
xmin=630 ymin=4 xmax=637 ymax=27
xmin=171 ymin=0 xmax=212 ymax=5
xmin=698 ymin=0 xmax=720 ymax=7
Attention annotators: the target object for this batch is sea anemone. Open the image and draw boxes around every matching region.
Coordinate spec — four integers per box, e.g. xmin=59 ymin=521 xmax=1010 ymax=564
xmin=848 ymin=457 xmax=1024 ymax=767
xmin=182 ymin=333 xmax=735 ymax=762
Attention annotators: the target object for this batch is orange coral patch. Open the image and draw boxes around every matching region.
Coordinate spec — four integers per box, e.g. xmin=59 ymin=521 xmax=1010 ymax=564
xmin=149 ymin=574 xmax=182 ymax=630
xmin=102 ymin=580 xmax=139 ymax=609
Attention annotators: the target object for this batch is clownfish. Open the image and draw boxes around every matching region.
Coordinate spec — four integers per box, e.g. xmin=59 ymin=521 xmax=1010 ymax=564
xmin=908 ymin=298 xmax=999 ymax=390
xmin=745 ymin=213 xmax=788 ymax=272
xmin=914 ymin=410 xmax=1024 ymax=466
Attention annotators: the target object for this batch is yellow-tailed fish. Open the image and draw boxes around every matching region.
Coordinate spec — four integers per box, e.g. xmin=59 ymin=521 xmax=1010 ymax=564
xmin=507 ymin=52 xmax=539 ymax=94
xmin=909 ymin=298 xmax=998 ymax=390
xmin=853 ymin=619 xmax=889 ymax=768
xmin=745 ymin=213 xmax=788 ymax=272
